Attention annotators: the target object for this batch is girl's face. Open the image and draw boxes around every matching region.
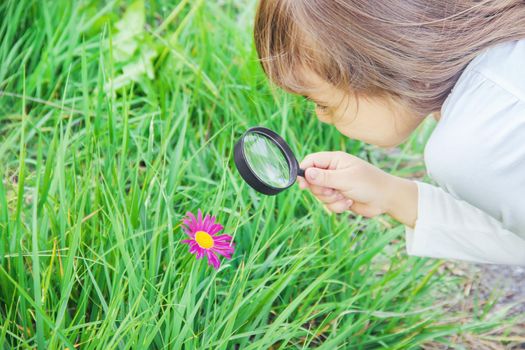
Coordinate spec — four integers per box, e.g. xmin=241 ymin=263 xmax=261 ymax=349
xmin=300 ymin=71 xmax=426 ymax=148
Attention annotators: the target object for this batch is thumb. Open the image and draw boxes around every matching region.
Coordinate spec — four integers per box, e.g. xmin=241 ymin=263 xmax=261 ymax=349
xmin=305 ymin=167 xmax=347 ymax=190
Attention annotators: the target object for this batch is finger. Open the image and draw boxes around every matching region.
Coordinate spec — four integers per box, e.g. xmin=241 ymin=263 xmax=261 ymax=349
xmin=305 ymin=167 xmax=349 ymax=190
xmin=300 ymin=152 xmax=342 ymax=170
xmin=312 ymin=190 xmax=345 ymax=205
xmin=297 ymin=177 xmax=309 ymax=190
xmin=326 ymin=199 xmax=354 ymax=214
xmin=309 ymin=185 xmax=335 ymax=197
xmin=347 ymin=201 xmax=381 ymax=218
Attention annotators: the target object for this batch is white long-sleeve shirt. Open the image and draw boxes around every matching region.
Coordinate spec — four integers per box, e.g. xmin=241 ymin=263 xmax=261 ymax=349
xmin=405 ymin=39 xmax=525 ymax=265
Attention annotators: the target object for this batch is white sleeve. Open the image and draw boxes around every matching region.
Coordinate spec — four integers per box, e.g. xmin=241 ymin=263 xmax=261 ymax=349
xmin=405 ymin=181 xmax=525 ymax=265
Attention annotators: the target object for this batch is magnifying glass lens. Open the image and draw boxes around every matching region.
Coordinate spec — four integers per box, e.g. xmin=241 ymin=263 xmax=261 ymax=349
xmin=243 ymin=132 xmax=291 ymax=188
xmin=234 ymin=126 xmax=304 ymax=195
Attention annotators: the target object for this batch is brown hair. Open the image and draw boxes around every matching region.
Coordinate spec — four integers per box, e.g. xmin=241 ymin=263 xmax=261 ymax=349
xmin=254 ymin=0 xmax=525 ymax=116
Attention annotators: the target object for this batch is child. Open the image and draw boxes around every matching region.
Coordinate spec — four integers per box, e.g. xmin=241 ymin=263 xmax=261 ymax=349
xmin=254 ymin=0 xmax=525 ymax=265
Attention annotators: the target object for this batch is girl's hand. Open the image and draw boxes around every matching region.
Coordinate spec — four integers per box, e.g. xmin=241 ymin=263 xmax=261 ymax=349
xmin=297 ymin=151 xmax=417 ymax=227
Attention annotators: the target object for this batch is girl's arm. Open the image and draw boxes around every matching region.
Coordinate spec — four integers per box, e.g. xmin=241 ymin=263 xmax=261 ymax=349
xmin=403 ymin=181 xmax=525 ymax=265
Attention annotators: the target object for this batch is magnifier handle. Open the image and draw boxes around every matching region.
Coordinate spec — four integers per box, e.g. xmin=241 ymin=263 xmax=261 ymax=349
xmin=297 ymin=168 xmax=305 ymax=178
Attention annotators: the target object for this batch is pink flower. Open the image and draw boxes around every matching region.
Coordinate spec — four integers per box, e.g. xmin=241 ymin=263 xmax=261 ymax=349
xmin=181 ymin=209 xmax=235 ymax=270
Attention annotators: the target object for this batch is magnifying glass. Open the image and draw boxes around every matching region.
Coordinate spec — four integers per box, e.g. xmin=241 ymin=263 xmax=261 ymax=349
xmin=234 ymin=126 xmax=305 ymax=195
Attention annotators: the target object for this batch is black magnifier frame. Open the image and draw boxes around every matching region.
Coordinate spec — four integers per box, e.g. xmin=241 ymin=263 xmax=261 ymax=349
xmin=234 ymin=127 xmax=305 ymax=196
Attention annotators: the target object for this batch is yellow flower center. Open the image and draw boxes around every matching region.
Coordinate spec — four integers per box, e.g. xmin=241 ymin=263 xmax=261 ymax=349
xmin=195 ymin=231 xmax=214 ymax=249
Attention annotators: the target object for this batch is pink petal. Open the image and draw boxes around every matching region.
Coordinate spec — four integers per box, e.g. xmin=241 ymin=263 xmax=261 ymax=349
xmin=214 ymin=242 xmax=235 ymax=251
xmin=197 ymin=209 xmax=203 ymax=227
xmin=206 ymin=216 xmax=217 ymax=231
xmin=214 ymin=239 xmax=234 ymax=247
xmin=189 ymin=243 xmax=200 ymax=255
xmin=212 ymin=239 xmax=235 ymax=257
xmin=208 ymin=224 xmax=224 ymax=236
xmin=189 ymin=247 xmax=197 ymax=254
xmin=213 ymin=234 xmax=233 ymax=242
xmin=184 ymin=212 xmax=198 ymax=232
xmin=195 ymin=248 xmax=205 ymax=260
xmin=212 ymin=248 xmax=233 ymax=259
xmin=214 ymin=243 xmax=235 ymax=251
xmin=182 ymin=219 xmax=194 ymax=232
xmin=181 ymin=239 xmax=194 ymax=245
xmin=206 ymin=250 xmax=221 ymax=270
xmin=181 ymin=227 xmax=194 ymax=238
xmin=186 ymin=211 xmax=197 ymax=224
xmin=203 ymin=214 xmax=213 ymax=232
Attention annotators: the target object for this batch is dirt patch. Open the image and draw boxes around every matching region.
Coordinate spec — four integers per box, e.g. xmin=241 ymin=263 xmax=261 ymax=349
xmin=470 ymin=263 xmax=525 ymax=316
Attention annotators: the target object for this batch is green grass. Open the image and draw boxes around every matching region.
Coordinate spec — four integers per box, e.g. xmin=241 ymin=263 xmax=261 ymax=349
xmin=0 ymin=0 xmax=520 ymax=349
